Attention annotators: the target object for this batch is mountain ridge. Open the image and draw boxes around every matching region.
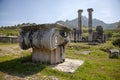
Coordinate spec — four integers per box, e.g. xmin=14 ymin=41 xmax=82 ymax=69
xmin=56 ymin=16 xmax=118 ymax=29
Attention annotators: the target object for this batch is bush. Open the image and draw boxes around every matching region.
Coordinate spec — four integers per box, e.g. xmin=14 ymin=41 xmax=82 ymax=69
xmin=100 ymin=45 xmax=115 ymax=52
xmin=112 ymin=38 xmax=120 ymax=47
xmin=113 ymin=33 xmax=120 ymax=37
xmin=107 ymin=32 xmax=112 ymax=38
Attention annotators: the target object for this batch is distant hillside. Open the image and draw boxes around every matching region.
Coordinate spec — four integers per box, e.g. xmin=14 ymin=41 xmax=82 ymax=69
xmin=0 ymin=23 xmax=37 ymax=36
xmin=56 ymin=16 xmax=118 ymax=29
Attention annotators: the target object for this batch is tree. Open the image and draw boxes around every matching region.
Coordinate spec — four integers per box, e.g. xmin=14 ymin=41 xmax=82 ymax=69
xmin=107 ymin=32 xmax=112 ymax=38
xmin=112 ymin=38 xmax=120 ymax=47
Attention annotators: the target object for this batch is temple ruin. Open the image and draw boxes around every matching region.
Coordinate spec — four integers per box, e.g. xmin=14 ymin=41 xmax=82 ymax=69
xmin=87 ymin=8 xmax=93 ymax=42
xmin=70 ymin=8 xmax=107 ymax=43
xmin=78 ymin=9 xmax=83 ymax=41
xmin=18 ymin=8 xmax=107 ymax=64
xmin=19 ymin=23 xmax=71 ymax=64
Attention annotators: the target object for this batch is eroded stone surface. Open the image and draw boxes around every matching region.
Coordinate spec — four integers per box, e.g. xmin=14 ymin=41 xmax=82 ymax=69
xmin=49 ymin=58 xmax=84 ymax=73
xmin=109 ymin=49 xmax=120 ymax=58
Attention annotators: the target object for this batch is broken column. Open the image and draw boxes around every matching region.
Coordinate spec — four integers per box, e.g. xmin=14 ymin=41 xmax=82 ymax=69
xmin=19 ymin=24 xmax=71 ymax=64
xmin=87 ymin=8 xmax=93 ymax=42
xmin=73 ymin=28 xmax=77 ymax=42
xmin=78 ymin=9 xmax=83 ymax=41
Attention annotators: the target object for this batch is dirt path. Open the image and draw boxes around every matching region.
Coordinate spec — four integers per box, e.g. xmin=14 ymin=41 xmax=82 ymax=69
xmin=0 ymin=44 xmax=31 ymax=57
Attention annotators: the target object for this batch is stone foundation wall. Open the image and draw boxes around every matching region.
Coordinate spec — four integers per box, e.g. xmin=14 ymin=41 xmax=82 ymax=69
xmin=0 ymin=36 xmax=18 ymax=43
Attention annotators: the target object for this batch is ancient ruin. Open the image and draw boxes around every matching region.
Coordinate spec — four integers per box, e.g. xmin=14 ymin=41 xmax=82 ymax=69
xmin=70 ymin=9 xmax=83 ymax=42
xmin=87 ymin=8 xmax=94 ymax=42
xmin=0 ymin=36 xmax=18 ymax=43
xmin=92 ymin=25 xmax=106 ymax=43
xmin=78 ymin=9 xmax=83 ymax=41
xmin=70 ymin=8 xmax=107 ymax=43
xmin=109 ymin=49 xmax=120 ymax=58
xmin=18 ymin=8 xmax=107 ymax=64
xmin=19 ymin=23 xmax=71 ymax=64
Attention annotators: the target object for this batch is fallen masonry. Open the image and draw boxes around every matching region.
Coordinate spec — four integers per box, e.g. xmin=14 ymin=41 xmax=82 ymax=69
xmin=49 ymin=58 xmax=84 ymax=73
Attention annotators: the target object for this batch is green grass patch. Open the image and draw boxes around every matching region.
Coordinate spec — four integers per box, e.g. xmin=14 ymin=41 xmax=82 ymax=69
xmin=0 ymin=28 xmax=19 ymax=36
xmin=0 ymin=41 xmax=120 ymax=80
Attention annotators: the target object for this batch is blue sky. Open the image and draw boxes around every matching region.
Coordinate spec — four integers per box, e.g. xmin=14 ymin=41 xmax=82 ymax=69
xmin=0 ymin=0 xmax=120 ymax=26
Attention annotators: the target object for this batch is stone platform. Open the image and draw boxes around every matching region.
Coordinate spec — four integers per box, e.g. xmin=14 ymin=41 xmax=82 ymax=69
xmin=49 ymin=58 xmax=84 ymax=73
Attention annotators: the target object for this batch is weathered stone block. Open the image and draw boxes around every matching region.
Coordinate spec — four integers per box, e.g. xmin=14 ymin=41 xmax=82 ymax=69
xmin=109 ymin=49 xmax=120 ymax=58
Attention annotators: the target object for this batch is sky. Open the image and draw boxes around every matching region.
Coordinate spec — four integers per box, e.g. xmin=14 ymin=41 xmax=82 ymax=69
xmin=0 ymin=0 xmax=120 ymax=26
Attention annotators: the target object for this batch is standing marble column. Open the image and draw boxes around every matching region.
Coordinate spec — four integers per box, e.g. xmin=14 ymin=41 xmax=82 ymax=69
xmin=87 ymin=8 xmax=93 ymax=42
xmin=78 ymin=9 xmax=83 ymax=41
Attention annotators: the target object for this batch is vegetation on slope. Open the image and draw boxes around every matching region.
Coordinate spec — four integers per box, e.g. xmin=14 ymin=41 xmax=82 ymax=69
xmin=0 ymin=23 xmax=36 ymax=36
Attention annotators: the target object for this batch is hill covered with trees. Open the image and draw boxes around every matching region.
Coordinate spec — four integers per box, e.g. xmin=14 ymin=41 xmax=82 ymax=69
xmin=0 ymin=23 xmax=36 ymax=36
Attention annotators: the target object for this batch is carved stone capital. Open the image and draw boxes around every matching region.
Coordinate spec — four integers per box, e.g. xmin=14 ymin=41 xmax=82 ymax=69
xmin=78 ymin=9 xmax=83 ymax=13
xmin=87 ymin=8 xmax=93 ymax=12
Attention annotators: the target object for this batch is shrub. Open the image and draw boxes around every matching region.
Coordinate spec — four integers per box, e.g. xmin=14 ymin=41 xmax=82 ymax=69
xmin=113 ymin=33 xmax=120 ymax=37
xmin=112 ymin=38 xmax=120 ymax=47
xmin=107 ymin=32 xmax=112 ymax=38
